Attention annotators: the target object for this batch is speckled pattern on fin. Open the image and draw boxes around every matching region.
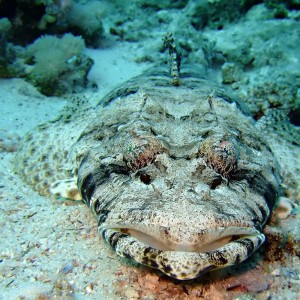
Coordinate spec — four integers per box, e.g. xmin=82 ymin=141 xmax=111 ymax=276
xmin=256 ymin=109 xmax=300 ymax=203
xmin=15 ymin=96 xmax=94 ymax=197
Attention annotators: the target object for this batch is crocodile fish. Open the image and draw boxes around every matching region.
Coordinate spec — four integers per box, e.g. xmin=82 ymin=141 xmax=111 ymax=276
xmin=16 ymin=63 xmax=286 ymax=280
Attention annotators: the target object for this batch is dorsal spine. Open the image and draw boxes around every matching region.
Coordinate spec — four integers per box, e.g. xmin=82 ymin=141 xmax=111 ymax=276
xmin=163 ymin=32 xmax=182 ymax=86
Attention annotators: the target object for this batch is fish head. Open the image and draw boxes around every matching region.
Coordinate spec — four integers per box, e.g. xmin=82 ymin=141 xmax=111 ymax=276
xmin=79 ymin=126 xmax=278 ymax=279
xmin=77 ymin=80 xmax=280 ymax=280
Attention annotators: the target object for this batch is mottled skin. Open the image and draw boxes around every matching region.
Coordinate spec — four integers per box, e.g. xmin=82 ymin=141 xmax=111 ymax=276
xmin=16 ymin=66 xmax=281 ymax=280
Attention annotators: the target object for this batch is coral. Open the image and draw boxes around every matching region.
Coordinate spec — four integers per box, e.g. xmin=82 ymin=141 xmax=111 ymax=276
xmin=0 ymin=18 xmax=14 ymax=77
xmin=25 ymin=33 xmax=93 ymax=95
xmin=239 ymin=78 xmax=300 ymax=118
xmin=0 ymin=17 xmax=11 ymax=34
xmin=264 ymin=0 xmax=292 ymax=18
xmin=0 ymin=0 xmax=105 ymax=46
xmin=221 ymin=62 xmax=241 ymax=84
xmin=65 ymin=1 xmax=104 ymax=46
xmin=189 ymin=0 xmax=248 ymax=31
xmin=263 ymin=221 xmax=299 ymax=262
xmin=27 ymin=34 xmax=84 ymax=80
xmin=139 ymin=0 xmax=188 ymax=10
xmin=37 ymin=0 xmax=73 ymax=30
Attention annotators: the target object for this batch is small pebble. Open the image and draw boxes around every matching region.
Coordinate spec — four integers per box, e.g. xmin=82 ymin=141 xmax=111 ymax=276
xmin=276 ymin=197 xmax=294 ymax=219
xmin=124 ymin=287 xmax=139 ymax=299
xmin=61 ymin=261 xmax=74 ymax=274
xmin=271 ymin=269 xmax=280 ymax=276
xmin=86 ymin=283 xmax=93 ymax=293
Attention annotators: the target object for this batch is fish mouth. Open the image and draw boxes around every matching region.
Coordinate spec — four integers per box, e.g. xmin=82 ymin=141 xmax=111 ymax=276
xmin=118 ymin=226 xmax=261 ymax=252
xmin=100 ymin=226 xmax=265 ymax=280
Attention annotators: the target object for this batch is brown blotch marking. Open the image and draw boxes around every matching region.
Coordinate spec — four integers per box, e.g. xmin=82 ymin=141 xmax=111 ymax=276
xmin=24 ymin=135 xmax=33 ymax=142
xmin=44 ymin=170 xmax=52 ymax=177
xmin=42 ymin=163 xmax=49 ymax=170
xmin=29 ymin=147 xmax=36 ymax=155
xmin=39 ymin=154 xmax=47 ymax=162
xmin=22 ymin=159 xmax=29 ymax=167
xmin=33 ymin=174 xmax=40 ymax=182
xmin=41 ymin=181 xmax=48 ymax=188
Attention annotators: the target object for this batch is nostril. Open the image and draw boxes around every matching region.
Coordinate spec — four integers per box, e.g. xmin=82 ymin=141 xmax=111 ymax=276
xmin=210 ymin=177 xmax=222 ymax=189
xmin=140 ymin=173 xmax=151 ymax=184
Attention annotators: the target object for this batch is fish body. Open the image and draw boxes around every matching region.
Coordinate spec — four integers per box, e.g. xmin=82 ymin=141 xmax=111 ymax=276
xmin=16 ymin=66 xmax=281 ymax=280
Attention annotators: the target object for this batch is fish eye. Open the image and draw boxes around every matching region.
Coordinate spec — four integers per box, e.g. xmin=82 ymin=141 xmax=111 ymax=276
xmin=123 ymin=136 xmax=167 ymax=171
xmin=198 ymin=136 xmax=239 ymax=179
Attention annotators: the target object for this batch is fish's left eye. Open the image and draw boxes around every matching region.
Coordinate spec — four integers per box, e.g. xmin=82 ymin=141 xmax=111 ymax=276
xmin=199 ymin=136 xmax=239 ymax=179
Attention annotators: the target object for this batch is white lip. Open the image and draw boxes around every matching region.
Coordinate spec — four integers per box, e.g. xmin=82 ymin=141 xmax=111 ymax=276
xmin=125 ymin=227 xmax=259 ymax=252
xmin=101 ymin=224 xmax=261 ymax=253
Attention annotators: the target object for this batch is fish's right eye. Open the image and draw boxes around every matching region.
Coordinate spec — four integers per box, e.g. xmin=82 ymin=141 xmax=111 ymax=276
xmin=123 ymin=136 xmax=167 ymax=172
